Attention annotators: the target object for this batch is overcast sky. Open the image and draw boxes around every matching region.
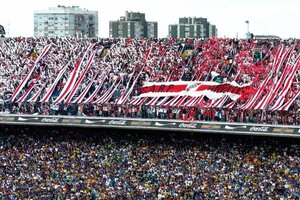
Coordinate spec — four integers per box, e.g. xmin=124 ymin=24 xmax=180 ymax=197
xmin=0 ymin=0 xmax=299 ymax=39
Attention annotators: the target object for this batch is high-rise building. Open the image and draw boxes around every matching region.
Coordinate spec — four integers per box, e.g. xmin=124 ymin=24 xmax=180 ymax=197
xmin=34 ymin=5 xmax=98 ymax=38
xmin=209 ymin=24 xmax=217 ymax=38
xmin=109 ymin=11 xmax=157 ymax=38
xmin=168 ymin=17 xmax=217 ymax=38
xmin=0 ymin=24 xmax=5 ymax=37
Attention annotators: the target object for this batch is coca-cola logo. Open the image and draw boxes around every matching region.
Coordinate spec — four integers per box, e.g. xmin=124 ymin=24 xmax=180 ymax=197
xmin=250 ymin=126 xmax=269 ymax=132
xmin=178 ymin=123 xmax=197 ymax=129
xmin=41 ymin=118 xmax=59 ymax=123
xmin=108 ymin=120 xmax=126 ymax=125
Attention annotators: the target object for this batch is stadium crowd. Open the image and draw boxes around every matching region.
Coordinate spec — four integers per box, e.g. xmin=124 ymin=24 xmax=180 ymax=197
xmin=0 ymin=37 xmax=300 ymax=124
xmin=0 ymin=126 xmax=299 ymax=199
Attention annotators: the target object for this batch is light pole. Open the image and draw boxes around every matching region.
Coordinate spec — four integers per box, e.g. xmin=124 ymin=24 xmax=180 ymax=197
xmin=245 ymin=20 xmax=249 ymax=34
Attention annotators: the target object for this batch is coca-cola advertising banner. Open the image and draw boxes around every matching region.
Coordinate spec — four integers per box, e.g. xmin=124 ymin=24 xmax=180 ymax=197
xmin=0 ymin=115 xmax=299 ymax=137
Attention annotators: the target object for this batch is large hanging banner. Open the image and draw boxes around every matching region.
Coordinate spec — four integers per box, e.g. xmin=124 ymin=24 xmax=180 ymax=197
xmin=138 ymin=81 xmax=254 ymax=101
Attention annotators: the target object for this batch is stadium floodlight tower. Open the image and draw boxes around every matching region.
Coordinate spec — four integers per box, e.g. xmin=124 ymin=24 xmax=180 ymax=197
xmin=245 ymin=20 xmax=249 ymax=33
xmin=245 ymin=20 xmax=251 ymax=39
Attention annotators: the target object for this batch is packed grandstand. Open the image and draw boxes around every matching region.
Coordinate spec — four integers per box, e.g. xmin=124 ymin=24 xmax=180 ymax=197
xmin=0 ymin=126 xmax=299 ymax=199
xmin=0 ymin=37 xmax=299 ymax=124
xmin=1 ymin=37 xmax=300 ymax=199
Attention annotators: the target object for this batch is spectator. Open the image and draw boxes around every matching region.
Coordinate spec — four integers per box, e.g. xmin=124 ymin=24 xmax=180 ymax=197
xmin=0 ymin=125 xmax=299 ymax=199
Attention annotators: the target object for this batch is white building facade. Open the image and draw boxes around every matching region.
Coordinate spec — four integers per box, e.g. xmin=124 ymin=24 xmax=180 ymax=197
xmin=34 ymin=5 xmax=98 ymax=38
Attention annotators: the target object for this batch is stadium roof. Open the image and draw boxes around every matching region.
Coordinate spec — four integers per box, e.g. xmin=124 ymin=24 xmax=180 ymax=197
xmin=254 ymin=35 xmax=281 ymax=40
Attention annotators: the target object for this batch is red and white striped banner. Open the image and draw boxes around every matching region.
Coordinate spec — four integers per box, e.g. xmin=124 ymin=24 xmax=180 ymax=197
xmin=278 ymin=90 xmax=300 ymax=111
xmin=137 ymin=97 xmax=149 ymax=106
xmin=64 ymin=52 xmax=95 ymax=104
xmin=211 ymin=95 xmax=229 ymax=108
xmin=115 ymin=73 xmax=134 ymax=104
xmin=10 ymin=44 xmax=52 ymax=102
xmin=27 ymin=86 xmax=43 ymax=102
xmin=83 ymin=73 xmax=107 ymax=104
xmin=53 ymin=63 xmax=81 ymax=104
xmin=277 ymin=57 xmax=300 ymax=98
xmin=224 ymin=99 xmax=237 ymax=109
xmin=129 ymin=97 xmax=141 ymax=105
xmin=190 ymin=96 xmax=205 ymax=107
xmin=117 ymin=46 xmax=153 ymax=105
xmin=138 ymin=81 xmax=253 ymax=101
xmin=242 ymin=76 xmax=271 ymax=110
xmin=156 ymin=96 xmax=169 ymax=106
xmin=118 ymin=83 xmax=136 ymax=105
xmin=182 ymin=96 xmax=197 ymax=107
xmin=101 ymin=80 xmax=122 ymax=104
xmin=271 ymin=45 xmax=284 ymax=72
xmin=246 ymin=45 xmax=284 ymax=109
xmin=35 ymin=44 xmax=52 ymax=64
xmin=206 ymin=99 xmax=216 ymax=108
xmin=264 ymin=63 xmax=292 ymax=108
xmin=269 ymin=57 xmax=300 ymax=111
xmin=269 ymin=96 xmax=285 ymax=111
xmin=145 ymin=97 xmax=159 ymax=106
xmin=164 ymin=96 xmax=181 ymax=107
xmin=92 ymin=80 xmax=118 ymax=104
xmin=54 ymin=43 xmax=94 ymax=104
xmin=174 ymin=95 xmax=189 ymax=107
xmin=72 ymin=70 xmax=97 ymax=104
xmin=130 ymin=80 xmax=253 ymax=108
xmin=16 ymin=82 xmax=37 ymax=103
xmin=255 ymin=46 xmax=294 ymax=110
xmin=39 ymin=65 xmax=68 ymax=103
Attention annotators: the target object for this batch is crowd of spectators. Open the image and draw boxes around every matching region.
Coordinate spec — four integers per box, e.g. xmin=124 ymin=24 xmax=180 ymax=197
xmin=0 ymin=37 xmax=300 ymax=125
xmin=1 ymin=37 xmax=300 ymax=199
xmin=0 ymin=126 xmax=299 ymax=199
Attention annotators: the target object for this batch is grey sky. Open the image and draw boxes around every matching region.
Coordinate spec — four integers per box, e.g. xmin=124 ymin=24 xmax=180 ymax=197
xmin=0 ymin=0 xmax=299 ymax=38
